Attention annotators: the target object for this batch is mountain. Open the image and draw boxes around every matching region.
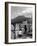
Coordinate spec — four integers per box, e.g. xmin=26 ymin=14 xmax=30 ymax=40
xmin=11 ymin=16 xmax=32 ymax=24
xmin=11 ymin=16 xmax=26 ymax=24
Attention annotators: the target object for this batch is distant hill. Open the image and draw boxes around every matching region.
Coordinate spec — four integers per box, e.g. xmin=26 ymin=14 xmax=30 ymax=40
xmin=11 ymin=16 xmax=32 ymax=24
xmin=11 ymin=16 xmax=26 ymax=24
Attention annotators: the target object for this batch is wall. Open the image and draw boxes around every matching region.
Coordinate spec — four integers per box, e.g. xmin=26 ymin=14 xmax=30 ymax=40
xmin=0 ymin=0 xmax=37 ymax=46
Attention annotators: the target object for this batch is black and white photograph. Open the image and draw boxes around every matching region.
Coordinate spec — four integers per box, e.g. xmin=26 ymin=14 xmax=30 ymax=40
xmin=11 ymin=6 xmax=32 ymax=39
xmin=5 ymin=2 xmax=36 ymax=44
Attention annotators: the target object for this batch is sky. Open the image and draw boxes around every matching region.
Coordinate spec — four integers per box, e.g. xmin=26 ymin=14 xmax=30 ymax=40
xmin=11 ymin=6 xmax=32 ymax=19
